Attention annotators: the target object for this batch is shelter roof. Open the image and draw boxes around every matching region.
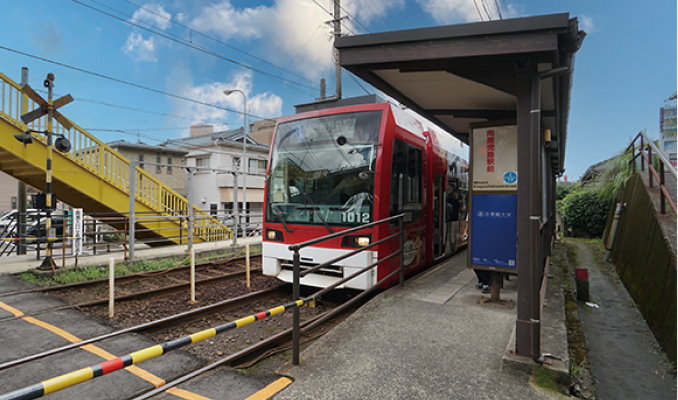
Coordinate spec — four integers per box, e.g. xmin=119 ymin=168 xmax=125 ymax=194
xmin=335 ymin=13 xmax=585 ymax=173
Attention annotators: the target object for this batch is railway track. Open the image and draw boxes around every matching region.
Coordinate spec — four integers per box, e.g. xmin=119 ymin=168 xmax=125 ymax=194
xmin=0 ymin=255 xmax=265 ymax=322
xmin=0 ymin=254 xmax=262 ymax=299
xmin=0 ymin=285 xmax=287 ymax=372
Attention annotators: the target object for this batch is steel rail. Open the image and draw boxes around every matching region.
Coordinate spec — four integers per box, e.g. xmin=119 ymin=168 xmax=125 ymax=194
xmin=0 ymin=268 xmax=264 ymax=324
xmin=0 ymin=285 xmax=285 ymax=372
xmin=0 ymin=254 xmax=261 ymax=299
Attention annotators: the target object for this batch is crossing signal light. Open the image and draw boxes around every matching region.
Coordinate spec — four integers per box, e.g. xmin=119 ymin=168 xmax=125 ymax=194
xmin=55 ymin=136 xmax=71 ymax=153
xmin=14 ymin=132 xmax=33 ymax=146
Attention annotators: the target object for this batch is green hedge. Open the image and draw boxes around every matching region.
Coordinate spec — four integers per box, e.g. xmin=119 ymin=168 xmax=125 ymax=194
xmin=558 ymin=188 xmax=611 ymax=238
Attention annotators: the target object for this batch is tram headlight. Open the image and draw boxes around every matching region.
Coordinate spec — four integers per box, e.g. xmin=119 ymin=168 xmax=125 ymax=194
xmin=342 ymin=235 xmax=372 ymax=248
xmin=356 ymin=236 xmax=371 ymax=247
xmin=266 ymin=229 xmax=284 ymax=242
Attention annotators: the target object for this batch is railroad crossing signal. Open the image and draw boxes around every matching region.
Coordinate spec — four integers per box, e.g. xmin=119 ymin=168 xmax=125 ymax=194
xmin=20 ymin=82 xmax=73 ymax=129
xmin=16 ymin=77 xmax=73 ymax=152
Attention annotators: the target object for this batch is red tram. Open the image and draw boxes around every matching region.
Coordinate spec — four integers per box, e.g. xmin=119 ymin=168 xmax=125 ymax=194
xmin=262 ymin=102 xmax=469 ymax=290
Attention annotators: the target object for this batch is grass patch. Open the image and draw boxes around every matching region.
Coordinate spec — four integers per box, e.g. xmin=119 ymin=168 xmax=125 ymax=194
xmin=565 ymin=237 xmax=602 ymax=245
xmin=17 ymin=244 xmax=262 ymax=286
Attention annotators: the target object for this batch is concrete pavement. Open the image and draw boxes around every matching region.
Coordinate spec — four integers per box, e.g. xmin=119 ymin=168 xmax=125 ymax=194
xmin=274 ymin=250 xmax=570 ymax=400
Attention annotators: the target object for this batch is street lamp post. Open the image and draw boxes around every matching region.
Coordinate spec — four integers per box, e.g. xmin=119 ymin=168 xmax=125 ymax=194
xmin=224 ymin=89 xmax=247 ymax=238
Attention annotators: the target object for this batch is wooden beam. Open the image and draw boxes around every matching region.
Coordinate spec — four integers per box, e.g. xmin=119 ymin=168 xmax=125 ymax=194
xmin=340 ymin=33 xmax=558 ymax=67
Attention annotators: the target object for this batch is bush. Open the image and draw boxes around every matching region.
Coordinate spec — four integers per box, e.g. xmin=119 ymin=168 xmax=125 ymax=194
xmin=556 ymin=184 xmax=575 ymax=200
xmin=559 ymin=188 xmax=610 ymax=238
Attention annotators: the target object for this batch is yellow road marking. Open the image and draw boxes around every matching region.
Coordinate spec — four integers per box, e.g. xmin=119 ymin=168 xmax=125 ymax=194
xmin=21 ymin=316 xmax=165 ymax=387
xmin=0 ymin=301 xmax=24 ymax=317
xmin=244 ymin=377 xmax=293 ymax=400
xmin=166 ymin=387 xmax=214 ymax=400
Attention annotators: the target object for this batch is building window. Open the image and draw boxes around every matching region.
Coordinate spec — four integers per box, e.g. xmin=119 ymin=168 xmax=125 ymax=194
xmin=210 ymin=203 xmax=218 ymax=216
xmin=156 ymin=155 xmax=161 ymax=173
xmin=249 ymin=159 xmax=267 ymax=174
xmin=138 ymin=154 xmax=144 ymax=169
xmin=196 ymin=157 xmax=210 ymax=168
xmin=167 ymin=157 xmax=172 ymax=174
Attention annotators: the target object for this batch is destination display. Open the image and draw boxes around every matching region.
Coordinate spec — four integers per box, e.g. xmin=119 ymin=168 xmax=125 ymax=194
xmin=472 ymin=125 xmax=518 ymax=191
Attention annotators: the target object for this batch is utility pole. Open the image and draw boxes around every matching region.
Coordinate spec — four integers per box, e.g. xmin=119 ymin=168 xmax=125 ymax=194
xmin=334 ymin=0 xmax=342 ymax=99
xmin=17 ymin=68 xmax=28 ymax=255
xmin=42 ymin=74 xmax=56 ymax=270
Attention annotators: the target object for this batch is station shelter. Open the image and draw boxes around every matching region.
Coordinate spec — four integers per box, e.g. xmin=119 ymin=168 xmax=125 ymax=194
xmin=335 ymin=13 xmax=585 ymax=361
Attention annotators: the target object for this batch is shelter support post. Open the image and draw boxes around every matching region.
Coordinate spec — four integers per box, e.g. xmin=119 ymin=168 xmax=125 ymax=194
xmin=515 ymin=63 xmax=538 ymax=360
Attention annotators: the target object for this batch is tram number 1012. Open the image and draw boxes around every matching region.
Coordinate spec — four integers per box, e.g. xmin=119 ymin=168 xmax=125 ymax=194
xmin=341 ymin=212 xmax=370 ymax=224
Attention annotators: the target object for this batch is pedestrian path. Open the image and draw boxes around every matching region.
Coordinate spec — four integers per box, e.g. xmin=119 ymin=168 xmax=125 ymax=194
xmin=573 ymin=242 xmax=676 ymax=400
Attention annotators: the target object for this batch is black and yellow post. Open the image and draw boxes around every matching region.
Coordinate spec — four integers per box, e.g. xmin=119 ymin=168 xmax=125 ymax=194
xmin=40 ymin=73 xmax=56 ymax=271
xmin=18 ymin=73 xmax=72 ymax=271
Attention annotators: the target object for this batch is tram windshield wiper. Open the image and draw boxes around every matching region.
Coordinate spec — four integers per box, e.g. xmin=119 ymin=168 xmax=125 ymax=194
xmin=303 ymin=192 xmax=334 ymax=234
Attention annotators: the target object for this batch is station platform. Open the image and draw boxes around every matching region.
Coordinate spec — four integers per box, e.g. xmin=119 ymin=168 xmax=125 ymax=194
xmin=0 ymin=236 xmax=571 ymax=400
xmin=274 ymin=250 xmax=571 ymax=400
xmin=0 ymin=236 xmax=263 ymax=275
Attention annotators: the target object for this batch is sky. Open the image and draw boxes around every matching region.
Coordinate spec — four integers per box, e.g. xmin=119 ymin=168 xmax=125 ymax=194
xmin=0 ymin=0 xmax=675 ymax=181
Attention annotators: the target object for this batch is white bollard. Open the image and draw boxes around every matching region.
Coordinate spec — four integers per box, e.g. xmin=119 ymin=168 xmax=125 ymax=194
xmin=109 ymin=258 xmax=115 ymax=319
xmin=246 ymin=244 xmax=250 ymax=288
xmin=190 ymin=247 xmax=196 ymax=302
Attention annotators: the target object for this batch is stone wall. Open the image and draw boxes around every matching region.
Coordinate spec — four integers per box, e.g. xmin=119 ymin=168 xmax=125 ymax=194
xmin=607 ymin=173 xmax=676 ymax=362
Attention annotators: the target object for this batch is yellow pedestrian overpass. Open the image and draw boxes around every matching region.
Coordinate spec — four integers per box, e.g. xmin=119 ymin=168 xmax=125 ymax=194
xmin=0 ymin=71 xmax=232 ymax=246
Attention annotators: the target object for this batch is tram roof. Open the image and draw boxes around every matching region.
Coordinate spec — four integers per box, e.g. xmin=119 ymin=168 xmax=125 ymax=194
xmin=335 ymin=13 xmax=584 ymax=174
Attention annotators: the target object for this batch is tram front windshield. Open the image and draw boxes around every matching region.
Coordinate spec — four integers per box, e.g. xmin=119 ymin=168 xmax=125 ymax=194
xmin=266 ymin=110 xmax=382 ymax=227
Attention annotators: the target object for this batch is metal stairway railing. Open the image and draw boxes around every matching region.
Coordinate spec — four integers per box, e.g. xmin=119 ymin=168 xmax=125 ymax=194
xmin=0 ymin=71 xmax=231 ymax=243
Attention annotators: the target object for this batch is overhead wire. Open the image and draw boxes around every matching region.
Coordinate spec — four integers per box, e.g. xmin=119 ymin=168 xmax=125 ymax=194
xmin=117 ymin=0 xmax=321 ymax=89
xmin=492 ymin=0 xmax=503 ymax=20
xmin=480 ymin=0 xmax=494 ymax=21
xmin=331 ymin=0 xmax=372 ymax=34
xmin=70 ymin=0 xmax=318 ymax=95
xmin=472 ymin=0 xmax=485 ymax=21
xmin=0 ymin=45 xmax=276 ymax=122
xmin=378 ymin=0 xmax=401 ymax=30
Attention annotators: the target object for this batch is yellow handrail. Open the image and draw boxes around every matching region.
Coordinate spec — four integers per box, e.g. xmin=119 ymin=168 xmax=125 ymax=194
xmin=0 ymin=71 xmax=231 ymax=241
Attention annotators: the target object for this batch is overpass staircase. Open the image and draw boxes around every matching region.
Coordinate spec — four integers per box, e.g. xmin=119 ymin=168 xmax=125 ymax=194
xmin=0 ymin=71 xmax=232 ymax=246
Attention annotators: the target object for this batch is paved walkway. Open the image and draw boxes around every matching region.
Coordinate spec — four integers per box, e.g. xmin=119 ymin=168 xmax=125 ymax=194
xmin=274 ymin=251 xmax=570 ymax=400
xmin=573 ymin=243 xmax=676 ymax=400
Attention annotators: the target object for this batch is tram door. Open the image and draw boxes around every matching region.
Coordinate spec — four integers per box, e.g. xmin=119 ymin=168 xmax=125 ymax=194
xmin=433 ymin=175 xmax=445 ymax=259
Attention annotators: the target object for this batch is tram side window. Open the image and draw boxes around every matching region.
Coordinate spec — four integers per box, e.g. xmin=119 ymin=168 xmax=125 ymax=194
xmin=390 ymin=139 xmax=422 ymax=224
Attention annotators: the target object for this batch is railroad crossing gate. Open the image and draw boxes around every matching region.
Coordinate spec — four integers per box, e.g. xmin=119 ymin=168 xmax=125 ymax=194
xmin=335 ymin=13 xmax=585 ymax=361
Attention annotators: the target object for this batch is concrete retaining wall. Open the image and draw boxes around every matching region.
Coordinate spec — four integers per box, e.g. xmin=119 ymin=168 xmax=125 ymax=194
xmin=607 ymin=173 xmax=676 ymax=363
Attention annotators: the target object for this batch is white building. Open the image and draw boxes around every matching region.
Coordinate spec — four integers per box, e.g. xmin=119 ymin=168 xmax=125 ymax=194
xmin=161 ymin=126 xmax=271 ymax=225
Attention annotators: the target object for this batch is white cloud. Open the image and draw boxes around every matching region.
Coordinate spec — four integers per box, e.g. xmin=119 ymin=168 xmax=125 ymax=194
xmin=188 ymin=0 xmax=405 ymax=82
xmin=579 ymin=15 xmax=595 ymax=34
xmin=341 ymin=0 xmax=406 ymax=32
xmin=122 ymin=32 xmax=157 ymax=62
xmin=132 ymin=3 xmax=172 ymax=30
xmin=415 ymin=0 xmax=483 ymax=24
xmin=189 ymin=2 xmax=265 ymax=40
xmin=167 ymin=69 xmax=282 ymax=132
xmin=122 ymin=3 xmax=172 ymax=62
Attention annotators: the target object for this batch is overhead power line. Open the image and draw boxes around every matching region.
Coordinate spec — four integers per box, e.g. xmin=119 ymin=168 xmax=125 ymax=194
xmin=70 ymin=0 xmax=318 ymax=94
xmin=117 ymin=0 xmax=322 ymax=89
xmin=0 ymin=45 xmax=276 ymax=122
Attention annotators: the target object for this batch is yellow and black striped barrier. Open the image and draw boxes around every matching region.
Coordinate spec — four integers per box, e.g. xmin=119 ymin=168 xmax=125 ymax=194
xmin=0 ymin=293 xmax=320 ymax=400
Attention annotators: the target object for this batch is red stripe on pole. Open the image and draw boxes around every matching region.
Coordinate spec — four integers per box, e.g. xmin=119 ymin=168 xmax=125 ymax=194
xmin=255 ymin=312 xmax=267 ymax=320
xmin=575 ymin=268 xmax=588 ymax=280
xmin=100 ymin=358 xmax=124 ymax=375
